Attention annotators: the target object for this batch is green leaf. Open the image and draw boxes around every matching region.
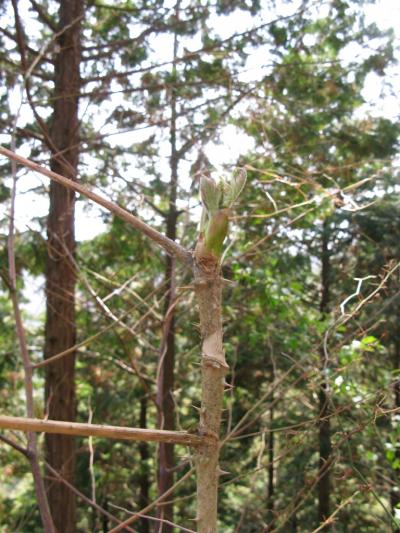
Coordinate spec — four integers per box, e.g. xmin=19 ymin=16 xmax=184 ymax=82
xmin=223 ymin=168 xmax=247 ymax=207
xmin=200 ymin=175 xmax=221 ymax=215
xmin=361 ymin=336 xmax=378 ymax=345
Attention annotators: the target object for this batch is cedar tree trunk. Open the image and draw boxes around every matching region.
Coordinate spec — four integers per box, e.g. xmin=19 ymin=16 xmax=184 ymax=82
xmin=391 ymin=328 xmax=400 ymax=530
xmin=266 ymin=366 xmax=275 ymax=531
xmin=317 ymin=220 xmax=332 ymax=529
xmin=44 ymin=2 xmax=82 ymax=531
xmin=156 ymin=12 xmax=179 ymax=530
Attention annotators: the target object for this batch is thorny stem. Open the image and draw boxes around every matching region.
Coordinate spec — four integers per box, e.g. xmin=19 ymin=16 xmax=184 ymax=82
xmin=194 ymin=259 xmax=228 ymax=533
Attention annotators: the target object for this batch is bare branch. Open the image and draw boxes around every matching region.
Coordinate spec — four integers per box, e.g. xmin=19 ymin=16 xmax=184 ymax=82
xmin=29 ymin=0 xmax=58 ymax=32
xmin=31 ymin=293 xmax=160 ymax=369
xmin=0 ymin=416 xmax=206 ymax=447
xmin=310 ymin=491 xmax=360 ymax=533
xmin=108 ymin=467 xmax=195 ymax=532
xmin=0 ymin=433 xmax=136 ymax=532
xmin=44 ymin=462 xmax=137 ymax=533
xmin=6 ymin=124 xmax=55 ymax=531
xmin=109 ymin=504 xmax=196 ymax=533
xmin=0 ymin=434 xmax=29 ymax=457
xmin=0 ymin=146 xmax=192 ymax=263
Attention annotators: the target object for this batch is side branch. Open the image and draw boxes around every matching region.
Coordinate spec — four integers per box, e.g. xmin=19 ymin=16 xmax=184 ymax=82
xmin=0 ymin=415 xmax=205 ymax=447
xmin=0 ymin=146 xmax=192 ymax=264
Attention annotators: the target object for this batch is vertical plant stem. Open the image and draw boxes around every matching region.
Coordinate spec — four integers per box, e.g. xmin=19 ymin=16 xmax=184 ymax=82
xmin=194 ymin=269 xmax=228 ymax=533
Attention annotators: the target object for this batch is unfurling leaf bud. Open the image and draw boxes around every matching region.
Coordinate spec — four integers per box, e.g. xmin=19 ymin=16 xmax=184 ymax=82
xmin=224 ymin=168 xmax=247 ymax=208
xmin=200 ymin=175 xmax=221 ymax=215
xmin=204 ymin=208 xmax=230 ymax=258
xmin=196 ymin=167 xmax=246 ymax=267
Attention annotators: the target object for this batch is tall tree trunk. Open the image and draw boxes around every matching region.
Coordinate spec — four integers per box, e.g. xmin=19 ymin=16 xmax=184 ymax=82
xmin=318 ymin=220 xmax=332 ymax=529
xmin=263 ymin=354 xmax=275 ymax=533
xmin=44 ymin=2 xmax=82 ymax=531
xmin=156 ymin=250 xmax=176 ymax=532
xmin=267 ymin=405 xmax=274 ymax=513
xmin=156 ymin=10 xmax=179 ymax=530
xmin=102 ymin=499 xmax=109 ymax=532
xmin=391 ymin=326 xmax=400 ymax=531
xmin=266 ymin=372 xmax=275 ymax=530
xmin=263 ymin=408 xmax=275 ymax=533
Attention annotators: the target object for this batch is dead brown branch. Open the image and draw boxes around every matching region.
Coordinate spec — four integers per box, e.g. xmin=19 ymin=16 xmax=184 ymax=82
xmin=0 ymin=146 xmax=192 ymax=264
xmin=0 ymin=415 xmax=206 ymax=447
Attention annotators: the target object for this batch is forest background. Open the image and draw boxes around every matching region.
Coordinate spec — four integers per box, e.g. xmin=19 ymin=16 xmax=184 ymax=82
xmin=0 ymin=0 xmax=399 ymax=531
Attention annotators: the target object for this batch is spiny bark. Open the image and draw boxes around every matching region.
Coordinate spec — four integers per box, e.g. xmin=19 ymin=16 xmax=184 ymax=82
xmin=318 ymin=220 xmax=332 ymax=530
xmin=194 ymin=258 xmax=228 ymax=533
xmin=44 ymin=2 xmax=82 ymax=531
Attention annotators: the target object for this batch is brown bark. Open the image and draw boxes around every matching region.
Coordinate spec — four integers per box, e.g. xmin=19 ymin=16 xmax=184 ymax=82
xmin=318 ymin=383 xmax=332 ymax=526
xmin=139 ymin=396 xmax=150 ymax=533
xmin=194 ymin=257 xmax=228 ymax=533
xmin=262 ymin=357 xmax=275 ymax=533
xmin=156 ymin=10 xmax=179 ymax=529
xmin=44 ymin=2 xmax=82 ymax=531
xmin=266 ymin=366 xmax=275 ymax=531
xmin=0 ymin=415 xmax=205 ymax=446
xmin=156 ymin=153 xmax=177 ymax=531
xmin=391 ymin=327 xmax=400 ymax=531
xmin=156 ymin=251 xmax=176 ymax=532
xmin=318 ymin=220 xmax=332 ymax=530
